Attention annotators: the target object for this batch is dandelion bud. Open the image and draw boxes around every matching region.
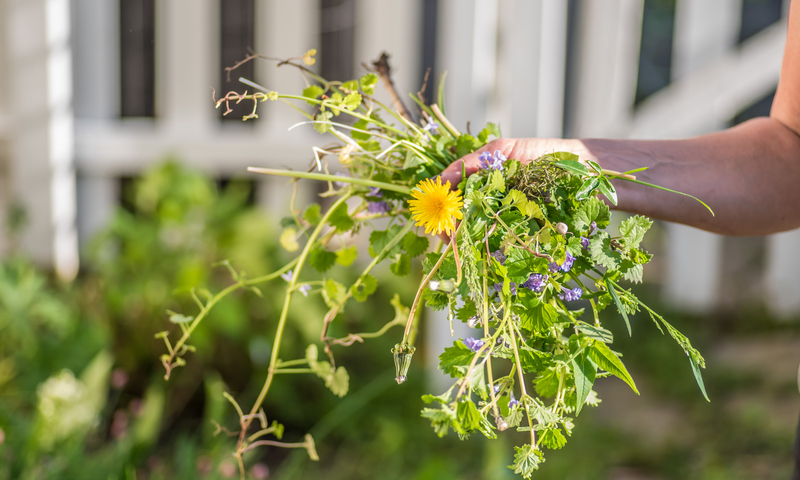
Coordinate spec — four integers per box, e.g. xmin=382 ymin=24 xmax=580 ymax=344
xmin=391 ymin=342 xmax=416 ymax=384
xmin=496 ymin=417 xmax=509 ymax=431
xmin=555 ymin=222 xmax=568 ymax=235
xmin=429 ymin=278 xmax=456 ymax=293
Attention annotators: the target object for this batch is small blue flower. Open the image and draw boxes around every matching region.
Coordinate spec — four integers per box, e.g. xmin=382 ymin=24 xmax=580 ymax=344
xmin=492 ymin=384 xmax=501 ymax=394
xmin=508 ymin=391 xmax=519 ymax=408
xmin=558 ymin=287 xmax=583 ymax=302
xmin=368 ymin=201 xmax=391 ymax=214
xmin=463 ymin=337 xmax=486 ymax=353
xmin=479 ymin=149 xmax=507 ymax=171
xmin=581 ymin=236 xmax=590 ymax=249
xmin=367 ymin=186 xmax=383 ymax=198
xmin=522 ymin=273 xmax=548 ymax=293
xmin=561 ymin=253 xmax=575 ymax=272
xmin=422 ymin=121 xmax=439 ymax=139
xmin=491 ymin=250 xmax=507 ymax=265
xmin=299 ymin=284 xmax=311 ymax=296
xmin=281 ymin=270 xmax=293 ymax=282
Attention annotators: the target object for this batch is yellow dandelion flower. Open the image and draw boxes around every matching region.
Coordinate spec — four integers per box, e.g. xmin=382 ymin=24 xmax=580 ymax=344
xmin=409 ymin=177 xmax=464 ymax=235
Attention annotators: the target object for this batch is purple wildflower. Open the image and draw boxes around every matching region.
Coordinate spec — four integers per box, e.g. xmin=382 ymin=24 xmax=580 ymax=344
xmin=508 ymin=391 xmax=519 ymax=408
xmin=299 ymin=284 xmax=311 ymax=296
xmin=561 ymin=253 xmax=575 ymax=272
xmin=522 ymin=273 xmax=548 ymax=293
xmin=463 ymin=337 xmax=486 ymax=353
xmin=581 ymin=236 xmax=590 ymax=249
xmin=479 ymin=149 xmax=507 ymax=171
xmin=491 ymin=250 xmax=507 ymax=265
xmin=548 ymin=261 xmax=560 ymax=273
xmin=333 ymin=172 xmax=349 ymax=189
xmin=367 ymin=186 xmax=383 ymax=198
xmin=423 ymin=121 xmax=439 ymax=139
xmin=558 ymin=287 xmax=583 ymax=302
xmin=368 ymin=201 xmax=391 ymax=214
xmin=281 ymin=270 xmax=293 ymax=282
xmin=509 ymin=282 xmax=518 ymax=296
xmin=492 ymin=384 xmax=501 ymax=394
xmin=588 ymin=221 xmax=597 ymax=235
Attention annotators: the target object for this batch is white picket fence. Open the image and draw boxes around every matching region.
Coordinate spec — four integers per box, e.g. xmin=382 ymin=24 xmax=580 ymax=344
xmin=1 ymin=0 xmax=798 ymax=316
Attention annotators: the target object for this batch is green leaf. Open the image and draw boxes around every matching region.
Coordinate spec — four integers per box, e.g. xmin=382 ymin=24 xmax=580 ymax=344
xmin=308 ymin=246 xmax=337 ymax=273
xmin=571 ymin=353 xmax=596 ymax=415
xmin=351 ymin=119 xmax=371 ymax=141
xmin=342 ymin=92 xmax=361 ymax=111
xmin=403 ymin=151 xmax=426 ymax=169
xmin=302 ymin=85 xmax=324 ymax=104
xmin=421 ymin=406 xmax=455 ymax=437
xmin=303 ymin=204 xmax=321 ymax=225
xmin=335 ymin=246 xmax=358 ymax=266
xmin=359 ymin=73 xmax=378 ymax=95
xmin=455 ymin=299 xmax=478 ymax=323
xmin=322 ymin=279 xmax=348 ymax=309
xmin=327 ymin=202 xmax=354 ymax=233
xmin=575 ymin=323 xmax=613 ymax=343
xmin=305 ymin=344 xmax=319 ymax=363
xmin=573 ymin=197 xmax=610 ymax=231
xmin=597 ymin=177 xmax=618 ymax=205
xmin=325 ymin=366 xmax=349 ymax=397
xmin=390 ymin=254 xmax=411 ymax=276
xmin=422 ymin=390 xmax=452 ymax=405
xmin=502 ymin=189 xmax=527 ymax=207
xmin=619 ymin=215 xmax=652 ymax=251
xmin=539 ymin=427 xmax=567 ymax=450
xmin=402 ymin=231 xmax=429 ymax=257
xmin=280 ymin=228 xmax=300 ymax=252
xmin=690 ymin=355 xmax=710 ymax=402
xmin=554 ymin=159 xmax=590 ymax=176
xmin=314 ymin=110 xmax=333 ymax=133
xmin=489 ymin=169 xmax=506 ymax=193
xmin=422 ymin=288 xmax=449 ymax=310
xmin=341 ymin=80 xmax=358 ymax=92
xmin=169 ymin=313 xmax=194 ymax=324
xmin=368 ymin=225 xmax=403 ymax=257
xmin=588 ymin=341 xmax=639 ymax=394
xmin=439 ymin=342 xmax=475 ymax=377
xmin=621 ymin=261 xmax=644 ymax=283
xmin=535 ymin=367 xmax=560 ymax=398
xmin=605 ymin=279 xmax=631 ymax=336
xmin=509 ymin=444 xmax=541 ymax=479
xmin=456 ymin=400 xmax=482 ymax=433
xmin=575 ymin=177 xmax=600 ymax=200
xmin=455 ymin=134 xmax=478 ymax=158
xmin=589 ymin=232 xmax=619 ymax=270
xmin=351 ymin=274 xmax=377 ymax=302
xmin=520 ymin=301 xmax=558 ymax=332
xmin=477 ymin=122 xmax=501 ymax=143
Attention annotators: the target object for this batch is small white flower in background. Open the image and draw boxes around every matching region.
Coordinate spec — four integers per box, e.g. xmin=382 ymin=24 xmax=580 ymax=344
xmin=299 ymin=284 xmax=311 ymax=296
xmin=281 ymin=270 xmax=293 ymax=282
xmin=36 ymin=370 xmax=98 ymax=449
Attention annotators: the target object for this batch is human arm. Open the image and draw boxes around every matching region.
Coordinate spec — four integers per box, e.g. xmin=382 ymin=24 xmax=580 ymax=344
xmin=441 ymin=0 xmax=800 ymax=237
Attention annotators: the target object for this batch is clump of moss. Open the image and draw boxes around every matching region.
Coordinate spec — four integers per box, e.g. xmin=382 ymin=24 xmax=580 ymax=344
xmin=511 ymin=156 xmax=566 ymax=201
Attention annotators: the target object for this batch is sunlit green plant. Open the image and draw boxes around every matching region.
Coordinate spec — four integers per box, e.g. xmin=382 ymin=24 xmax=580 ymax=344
xmin=160 ymin=50 xmax=712 ymax=478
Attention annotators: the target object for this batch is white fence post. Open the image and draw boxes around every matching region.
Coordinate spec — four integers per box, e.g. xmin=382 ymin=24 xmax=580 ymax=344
xmin=5 ymin=0 xmax=79 ymax=279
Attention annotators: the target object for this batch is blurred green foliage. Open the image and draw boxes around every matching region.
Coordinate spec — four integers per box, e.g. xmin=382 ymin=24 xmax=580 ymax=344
xmin=0 ymin=161 xmax=797 ymax=479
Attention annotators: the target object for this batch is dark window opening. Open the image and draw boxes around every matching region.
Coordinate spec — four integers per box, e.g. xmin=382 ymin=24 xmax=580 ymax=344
xmin=220 ymin=0 xmax=256 ymax=122
xmin=419 ymin=0 xmax=438 ymax=106
xmin=635 ymin=0 xmax=677 ymax=105
xmin=120 ymin=0 xmax=156 ymax=118
xmin=739 ymin=0 xmax=783 ymax=44
xmin=320 ymin=0 xmax=356 ymax=83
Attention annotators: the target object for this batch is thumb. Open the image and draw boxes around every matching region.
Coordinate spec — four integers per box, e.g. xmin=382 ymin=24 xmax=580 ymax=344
xmin=440 ymin=147 xmax=487 ymax=190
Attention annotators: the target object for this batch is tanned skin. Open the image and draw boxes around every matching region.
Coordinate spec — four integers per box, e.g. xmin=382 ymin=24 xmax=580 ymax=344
xmin=441 ymin=0 xmax=800 ymax=236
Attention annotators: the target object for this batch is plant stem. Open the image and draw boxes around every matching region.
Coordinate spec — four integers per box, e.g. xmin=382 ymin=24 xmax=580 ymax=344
xmin=508 ymin=311 xmax=536 ymax=446
xmin=247 ymin=167 xmax=412 ymax=194
xmin=237 ymin=193 xmax=352 ymax=452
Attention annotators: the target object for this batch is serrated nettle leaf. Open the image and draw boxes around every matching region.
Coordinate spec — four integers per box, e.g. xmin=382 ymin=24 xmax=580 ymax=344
xmin=554 ymin=159 xmax=590 ymax=177
xmin=422 ymin=288 xmax=449 ymax=310
xmin=368 ymin=224 xmax=403 ymax=257
xmin=325 ymin=366 xmax=349 ymax=397
xmin=403 ymin=151 xmax=426 ymax=169
xmin=314 ymin=110 xmax=333 ymax=133
xmin=351 ymin=274 xmax=377 ymax=302
xmin=402 ymin=231 xmax=429 ymax=257
xmin=303 ymin=204 xmax=321 ymax=225
xmin=341 ymin=79 xmax=358 ymax=92
xmin=619 ymin=215 xmax=652 ymax=251
xmin=621 ymin=261 xmax=644 ymax=284
xmin=505 ymin=159 xmax=520 ymax=177
xmin=439 ymin=342 xmax=475 ymax=377
xmin=534 ymin=367 xmax=561 ymax=398
xmin=422 ymin=389 xmax=452 ymax=404
xmin=510 ymin=444 xmax=542 ymax=479
xmin=455 ymin=299 xmax=478 ymax=323
xmin=335 ymin=246 xmax=358 ymax=266
xmin=390 ymin=254 xmax=411 ymax=276
xmin=467 ymin=363 xmax=489 ymax=401
xmin=322 ymin=279 xmax=348 ymax=309
xmin=572 ymin=196 xmax=610 ymax=231
xmin=342 ymin=92 xmax=362 ymax=110
xmin=421 ymin=406 xmax=455 ymax=437
xmin=539 ymin=427 xmax=567 ymax=450
xmin=588 ymin=341 xmax=639 ymax=395
xmin=566 ymin=236 xmax=583 ymax=256
xmin=456 ymin=400 xmax=483 ymax=433
xmin=308 ymin=246 xmax=337 ymax=273
xmin=502 ymin=189 xmax=527 ymax=207
xmin=520 ymin=302 xmax=558 ymax=332
xmin=455 ymin=134 xmax=478 ymax=158
xmin=589 ymin=232 xmax=620 ymax=270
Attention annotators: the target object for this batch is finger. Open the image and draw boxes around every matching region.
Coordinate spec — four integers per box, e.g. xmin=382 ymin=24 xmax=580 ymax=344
xmin=441 ymin=148 xmax=486 ymax=189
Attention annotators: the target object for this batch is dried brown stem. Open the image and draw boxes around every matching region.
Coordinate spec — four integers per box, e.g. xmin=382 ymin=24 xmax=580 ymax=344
xmin=371 ymin=52 xmax=415 ymax=124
